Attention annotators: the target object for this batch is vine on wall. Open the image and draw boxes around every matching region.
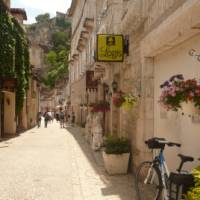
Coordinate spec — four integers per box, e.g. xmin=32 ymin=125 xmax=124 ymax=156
xmin=0 ymin=3 xmax=15 ymax=76
xmin=0 ymin=1 xmax=30 ymax=113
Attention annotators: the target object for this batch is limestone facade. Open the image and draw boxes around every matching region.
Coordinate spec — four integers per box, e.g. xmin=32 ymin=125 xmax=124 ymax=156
xmin=68 ymin=0 xmax=200 ymax=171
xmin=0 ymin=2 xmax=40 ymax=135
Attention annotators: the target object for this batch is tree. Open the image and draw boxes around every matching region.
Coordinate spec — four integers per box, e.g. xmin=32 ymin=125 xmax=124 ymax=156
xmin=51 ymin=31 xmax=68 ymax=52
xmin=32 ymin=13 xmax=71 ymax=88
xmin=45 ymin=50 xmax=57 ymax=66
xmin=35 ymin=13 xmax=50 ymax=23
xmin=56 ymin=18 xmax=71 ymax=29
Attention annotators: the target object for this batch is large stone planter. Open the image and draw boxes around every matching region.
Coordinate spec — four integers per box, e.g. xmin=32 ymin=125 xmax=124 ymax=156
xmin=102 ymin=151 xmax=130 ymax=175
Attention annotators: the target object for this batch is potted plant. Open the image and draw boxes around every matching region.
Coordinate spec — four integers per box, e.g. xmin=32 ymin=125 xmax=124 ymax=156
xmin=112 ymin=91 xmax=137 ymax=111
xmin=102 ymin=136 xmax=131 ymax=175
xmin=159 ymin=74 xmax=200 ymax=113
xmin=112 ymin=91 xmax=125 ymax=107
xmin=121 ymin=93 xmax=137 ymax=111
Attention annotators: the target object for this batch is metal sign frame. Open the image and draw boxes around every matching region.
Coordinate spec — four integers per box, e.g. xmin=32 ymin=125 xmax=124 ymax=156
xmin=96 ymin=34 xmax=124 ymax=62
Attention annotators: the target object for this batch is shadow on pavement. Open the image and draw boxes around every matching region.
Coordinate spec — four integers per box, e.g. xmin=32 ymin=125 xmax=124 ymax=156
xmin=66 ymin=126 xmax=137 ymax=200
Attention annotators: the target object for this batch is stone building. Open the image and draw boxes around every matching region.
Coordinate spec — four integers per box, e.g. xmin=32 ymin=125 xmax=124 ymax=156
xmin=0 ymin=0 xmax=30 ymax=136
xmin=68 ymin=0 xmax=200 ymax=171
xmin=0 ymin=0 xmax=41 ymax=133
xmin=68 ymin=0 xmax=96 ymax=126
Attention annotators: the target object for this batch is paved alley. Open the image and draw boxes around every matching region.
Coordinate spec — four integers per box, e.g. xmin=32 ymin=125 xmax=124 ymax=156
xmin=0 ymin=121 xmax=137 ymax=200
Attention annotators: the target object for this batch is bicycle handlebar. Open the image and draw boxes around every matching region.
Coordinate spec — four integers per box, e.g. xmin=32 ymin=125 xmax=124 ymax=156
xmin=167 ymin=142 xmax=181 ymax=147
xmin=145 ymin=137 xmax=181 ymax=149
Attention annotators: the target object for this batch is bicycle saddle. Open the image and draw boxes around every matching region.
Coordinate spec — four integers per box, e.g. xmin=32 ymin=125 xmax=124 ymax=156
xmin=178 ymin=154 xmax=194 ymax=163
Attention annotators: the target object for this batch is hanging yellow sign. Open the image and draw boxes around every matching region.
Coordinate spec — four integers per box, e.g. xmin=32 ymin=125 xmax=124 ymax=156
xmin=96 ymin=34 xmax=124 ymax=62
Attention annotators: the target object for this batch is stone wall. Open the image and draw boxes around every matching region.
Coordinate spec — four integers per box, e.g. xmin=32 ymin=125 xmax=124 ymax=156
xmin=69 ymin=0 xmax=200 ymax=171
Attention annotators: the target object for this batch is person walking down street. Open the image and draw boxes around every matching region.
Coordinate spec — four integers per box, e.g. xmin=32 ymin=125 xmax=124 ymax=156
xmin=72 ymin=112 xmax=75 ymax=127
xmin=67 ymin=114 xmax=71 ymax=126
xmin=36 ymin=111 xmax=42 ymax=128
xmin=55 ymin=112 xmax=59 ymax=121
xmin=47 ymin=111 xmax=53 ymax=123
xmin=44 ymin=111 xmax=50 ymax=128
xmin=64 ymin=109 xmax=68 ymax=127
xmin=59 ymin=108 xmax=65 ymax=128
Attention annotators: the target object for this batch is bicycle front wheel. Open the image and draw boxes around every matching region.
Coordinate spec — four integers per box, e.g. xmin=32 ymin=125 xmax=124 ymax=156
xmin=136 ymin=161 xmax=162 ymax=200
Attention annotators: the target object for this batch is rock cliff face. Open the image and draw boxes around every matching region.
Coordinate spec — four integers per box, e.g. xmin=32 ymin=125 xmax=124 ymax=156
xmin=27 ymin=14 xmax=71 ymax=109
xmin=27 ymin=16 xmax=70 ymax=77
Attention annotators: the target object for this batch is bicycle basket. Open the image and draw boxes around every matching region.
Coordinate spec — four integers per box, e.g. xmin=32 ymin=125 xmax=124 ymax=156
xmin=145 ymin=138 xmax=165 ymax=149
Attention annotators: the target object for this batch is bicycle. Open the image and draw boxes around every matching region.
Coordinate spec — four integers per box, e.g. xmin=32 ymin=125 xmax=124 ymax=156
xmin=136 ymin=137 xmax=194 ymax=200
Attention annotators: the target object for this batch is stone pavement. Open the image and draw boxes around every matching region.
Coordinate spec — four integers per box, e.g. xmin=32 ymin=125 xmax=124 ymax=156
xmin=0 ymin=121 xmax=137 ymax=200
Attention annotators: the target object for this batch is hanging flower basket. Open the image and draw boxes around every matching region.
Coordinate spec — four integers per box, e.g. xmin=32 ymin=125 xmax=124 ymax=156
xmin=112 ymin=91 xmax=137 ymax=111
xmin=159 ymin=74 xmax=200 ymax=112
xmin=112 ymin=91 xmax=125 ymax=107
xmin=121 ymin=93 xmax=137 ymax=111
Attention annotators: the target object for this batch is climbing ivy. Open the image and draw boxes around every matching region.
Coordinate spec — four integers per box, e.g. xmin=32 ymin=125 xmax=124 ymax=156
xmin=0 ymin=2 xmax=15 ymax=76
xmin=0 ymin=1 xmax=30 ymax=113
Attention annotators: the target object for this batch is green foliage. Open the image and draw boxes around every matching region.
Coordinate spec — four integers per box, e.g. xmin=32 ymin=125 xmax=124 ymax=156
xmin=43 ymin=29 xmax=70 ymax=88
xmin=186 ymin=166 xmax=200 ymax=200
xmin=56 ymin=17 xmax=71 ymax=29
xmin=45 ymin=50 xmax=57 ymax=66
xmin=12 ymin=18 xmax=30 ymax=113
xmin=105 ymin=136 xmax=131 ymax=154
xmin=0 ymin=1 xmax=30 ymax=114
xmin=30 ymin=13 xmax=71 ymax=88
xmin=52 ymin=31 xmax=68 ymax=52
xmin=35 ymin=13 xmax=50 ymax=23
xmin=0 ymin=2 xmax=15 ymax=76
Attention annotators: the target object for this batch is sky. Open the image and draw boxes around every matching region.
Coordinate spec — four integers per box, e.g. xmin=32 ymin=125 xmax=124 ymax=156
xmin=11 ymin=0 xmax=72 ymax=24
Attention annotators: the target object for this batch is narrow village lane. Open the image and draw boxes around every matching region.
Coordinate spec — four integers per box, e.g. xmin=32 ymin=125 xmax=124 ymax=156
xmin=0 ymin=121 xmax=137 ymax=200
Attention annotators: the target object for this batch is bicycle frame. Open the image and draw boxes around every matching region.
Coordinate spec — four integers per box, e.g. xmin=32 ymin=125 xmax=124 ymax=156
xmin=138 ymin=138 xmax=191 ymax=200
xmin=158 ymin=150 xmax=170 ymax=200
xmin=144 ymin=150 xmax=170 ymax=200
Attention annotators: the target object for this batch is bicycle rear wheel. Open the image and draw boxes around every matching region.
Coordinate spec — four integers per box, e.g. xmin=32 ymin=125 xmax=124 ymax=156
xmin=136 ymin=161 xmax=162 ymax=200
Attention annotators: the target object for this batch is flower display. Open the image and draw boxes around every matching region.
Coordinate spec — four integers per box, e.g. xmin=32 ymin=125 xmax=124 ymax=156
xmin=112 ymin=91 xmax=137 ymax=110
xmin=112 ymin=91 xmax=125 ymax=107
xmin=121 ymin=93 xmax=137 ymax=111
xmin=159 ymin=74 xmax=200 ymax=111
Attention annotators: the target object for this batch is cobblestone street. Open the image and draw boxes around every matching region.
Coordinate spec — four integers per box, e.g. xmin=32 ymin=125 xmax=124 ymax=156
xmin=0 ymin=121 xmax=137 ymax=200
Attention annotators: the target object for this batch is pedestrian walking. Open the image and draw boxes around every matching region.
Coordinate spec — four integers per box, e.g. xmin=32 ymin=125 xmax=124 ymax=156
xmin=36 ymin=111 xmax=42 ymax=128
xmin=64 ymin=109 xmax=68 ymax=127
xmin=67 ymin=114 xmax=71 ymax=126
xmin=55 ymin=112 xmax=59 ymax=121
xmin=72 ymin=112 xmax=75 ymax=126
xmin=44 ymin=111 xmax=50 ymax=128
xmin=59 ymin=108 xmax=65 ymax=128
xmin=47 ymin=111 xmax=53 ymax=123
